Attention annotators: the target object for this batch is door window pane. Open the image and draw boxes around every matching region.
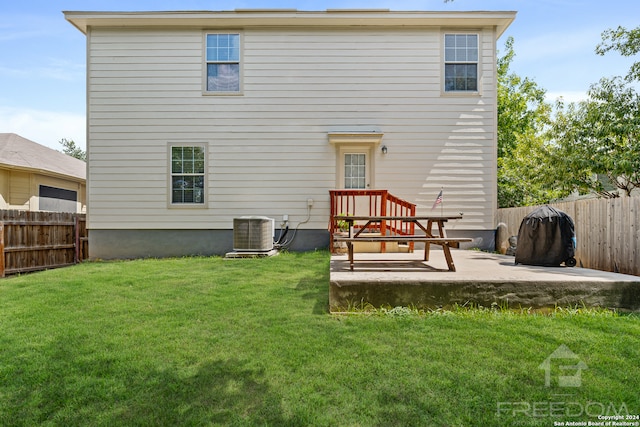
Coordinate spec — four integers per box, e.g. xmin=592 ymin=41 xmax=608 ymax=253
xmin=344 ymin=153 xmax=366 ymax=189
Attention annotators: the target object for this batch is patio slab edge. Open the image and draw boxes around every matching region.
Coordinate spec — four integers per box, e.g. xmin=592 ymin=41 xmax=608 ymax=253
xmin=329 ymin=250 xmax=640 ymax=312
xmin=329 ymin=279 xmax=640 ymax=312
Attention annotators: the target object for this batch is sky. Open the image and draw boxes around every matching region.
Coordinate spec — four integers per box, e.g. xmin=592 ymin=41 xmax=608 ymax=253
xmin=1 ymin=0 xmax=639 ymax=151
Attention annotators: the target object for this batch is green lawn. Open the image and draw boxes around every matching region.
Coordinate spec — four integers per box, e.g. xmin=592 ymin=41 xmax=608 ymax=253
xmin=0 ymin=251 xmax=638 ymax=426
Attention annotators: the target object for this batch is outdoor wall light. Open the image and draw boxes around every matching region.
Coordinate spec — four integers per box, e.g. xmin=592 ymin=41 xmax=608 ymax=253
xmin=381 ymin=145 xmax=388 ymax=154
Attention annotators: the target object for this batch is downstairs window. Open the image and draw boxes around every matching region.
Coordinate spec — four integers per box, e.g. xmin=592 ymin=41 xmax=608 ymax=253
xmin=170 ymin=145 xmax=206 ymax=205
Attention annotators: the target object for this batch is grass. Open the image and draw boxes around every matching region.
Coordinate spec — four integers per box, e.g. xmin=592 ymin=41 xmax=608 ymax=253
xmin=0 ymin=250 xmax=638 ymax=426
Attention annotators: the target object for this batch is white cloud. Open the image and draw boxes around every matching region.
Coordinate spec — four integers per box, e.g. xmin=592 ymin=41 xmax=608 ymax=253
xmin=545 ymin=91 xmax=588 ymax=104
xmin=0 ymin=106 xmax=85 ymax=151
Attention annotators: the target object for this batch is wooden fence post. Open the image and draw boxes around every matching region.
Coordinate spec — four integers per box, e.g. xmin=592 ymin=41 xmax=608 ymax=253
xmin=0 ymin=222 xmax=5 ymax=278
xmin=74 ymin=215 xmax=80 ymax=264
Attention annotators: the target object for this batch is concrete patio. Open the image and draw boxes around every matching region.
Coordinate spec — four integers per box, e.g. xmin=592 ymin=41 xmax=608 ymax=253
xmin=329 ymin=249 xmax=640 ymax=312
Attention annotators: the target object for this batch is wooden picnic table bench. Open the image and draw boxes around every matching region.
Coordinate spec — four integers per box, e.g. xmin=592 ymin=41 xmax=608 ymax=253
xmin=332 ymin=215 xmax=471 ymax=271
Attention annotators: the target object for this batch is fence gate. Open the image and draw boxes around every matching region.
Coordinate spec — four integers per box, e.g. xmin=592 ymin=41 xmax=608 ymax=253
xmin=0 ymin=210 xmax=88 ymax=277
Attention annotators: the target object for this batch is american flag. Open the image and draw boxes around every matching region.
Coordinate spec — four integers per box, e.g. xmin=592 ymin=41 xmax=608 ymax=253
xmin=431 ymin=190 xmax=443 ymax=210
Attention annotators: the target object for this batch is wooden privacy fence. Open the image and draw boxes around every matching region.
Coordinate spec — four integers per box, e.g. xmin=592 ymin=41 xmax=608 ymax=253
xmin=496 ymin=196 xmax=640 ymax=276
xmin=0 ymin=210 xmax=88 ymax=277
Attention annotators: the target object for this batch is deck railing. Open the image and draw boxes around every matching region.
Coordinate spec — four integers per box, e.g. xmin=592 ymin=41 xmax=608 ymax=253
xmin=329 ymin=190 xmax=416 ymax=252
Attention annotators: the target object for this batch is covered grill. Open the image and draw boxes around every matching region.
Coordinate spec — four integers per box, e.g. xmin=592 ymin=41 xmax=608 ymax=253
xmin=515 ymin=206 xmax=576 ymax=267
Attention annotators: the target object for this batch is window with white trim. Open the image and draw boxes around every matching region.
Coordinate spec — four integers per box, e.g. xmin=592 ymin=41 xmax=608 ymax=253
xmin=171 ymin=145 xmax=205 ymax=204
xmin=205 ymin=33 xmax=240 ymax=93
xmin=444 ymin=34 xmax=478 ymax=92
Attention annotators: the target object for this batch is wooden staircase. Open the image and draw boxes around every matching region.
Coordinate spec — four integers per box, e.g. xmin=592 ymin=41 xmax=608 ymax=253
xmin=328 ymin=190 xmax=416 ymax=253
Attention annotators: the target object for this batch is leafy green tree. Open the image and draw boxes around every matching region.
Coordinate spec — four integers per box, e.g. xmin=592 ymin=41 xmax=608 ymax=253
xmin=496 ymin=37 xmax=564 ymax=207
xmin=59 ymin=138 xmax=86 ymax=161
xmin=546 ymin=25 xmax=640 ymax=198
xmin=550 ymin=77 xmax=640 ymax=197
xmin=596 ymin=26 xmax=640 ymax=81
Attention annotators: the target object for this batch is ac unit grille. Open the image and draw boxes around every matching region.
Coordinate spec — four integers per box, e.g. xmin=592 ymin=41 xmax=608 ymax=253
xmin=233 ymin=217 xmax=274 ymax=251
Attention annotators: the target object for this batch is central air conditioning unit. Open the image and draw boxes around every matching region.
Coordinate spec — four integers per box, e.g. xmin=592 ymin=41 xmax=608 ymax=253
xmin=233 ymin=216 xmax=275 ymax=251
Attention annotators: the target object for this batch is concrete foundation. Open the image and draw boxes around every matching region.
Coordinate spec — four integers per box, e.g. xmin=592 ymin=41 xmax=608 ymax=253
xmin=330 ymin=250 xmax=640 ymax=312
xmin=88 ymin=229 xmax=329 ymax=259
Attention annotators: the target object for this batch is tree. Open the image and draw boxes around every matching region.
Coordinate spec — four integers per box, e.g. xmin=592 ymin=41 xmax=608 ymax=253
xmin=59 ymin=138 xmax=86 ymax=161
xmin=596 ymin=26 xmax=640 ymax=81
xmin=496 ymin=37 xmax=565 ymax=207
xmin=546 ymin=25 xmax=640 ymax=198
xmin=550 ymin=77 xmax=640 ymax=197
xmin=498 ymin=26 xmax=640 ymax=205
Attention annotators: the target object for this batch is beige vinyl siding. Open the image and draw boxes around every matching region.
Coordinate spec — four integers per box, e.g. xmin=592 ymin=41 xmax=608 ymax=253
xmin=0 ymin=169 xmax=9 ymax=208
xmin=87 ymin=26 xmax=497 ymax=230
xmin=5 ymin=171 xmax=32 ymax=210
xmin=0 ymin=167 xmax=86 ymax=213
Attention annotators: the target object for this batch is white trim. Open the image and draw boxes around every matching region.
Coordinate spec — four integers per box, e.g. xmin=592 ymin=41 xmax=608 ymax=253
xmin=441 ymin=31 xmax=482 ymax=95
xmin=329 ymin=132 xmax=381 ymax=189
xmin=167 ymin=141 xmax=208 ymax=209
xmin=65 ymin=11 xmax=516 ymax=38
xmin=328 ymin=132 xmax=383 ymax=146
xmin=202 ymin=31 xmax=244 ymax=95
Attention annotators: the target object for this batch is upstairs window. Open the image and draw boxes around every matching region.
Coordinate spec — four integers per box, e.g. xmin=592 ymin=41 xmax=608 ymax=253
xmin=444 ymin=34 xmax=478 ymax=92
xmin=171 ymin=145 xmax=205 ymax=205
xmin=205 ymin=33 xmax=240 ymax=93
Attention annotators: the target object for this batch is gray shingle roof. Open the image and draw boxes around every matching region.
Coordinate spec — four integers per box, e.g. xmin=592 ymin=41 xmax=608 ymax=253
xmin=0 ymin=133 xmax=86 ymax=181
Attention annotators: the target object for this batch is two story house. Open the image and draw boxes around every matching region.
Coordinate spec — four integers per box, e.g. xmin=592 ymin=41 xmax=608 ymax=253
xmin=65 ymin=9 xmax=515 ymax=258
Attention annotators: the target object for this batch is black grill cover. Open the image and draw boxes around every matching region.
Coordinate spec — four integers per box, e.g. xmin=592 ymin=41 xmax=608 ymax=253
xmin=515 ymin=206 xmax=575 ymax=266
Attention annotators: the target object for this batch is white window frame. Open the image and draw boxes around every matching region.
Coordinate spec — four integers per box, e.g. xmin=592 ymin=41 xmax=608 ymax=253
xmin=203 ymin=32 xmax=243 ymax=95
xmin=168 ymin=142 xmax=207 ymax=208
xmin=443 ymin=32 xmax=480 ymax=94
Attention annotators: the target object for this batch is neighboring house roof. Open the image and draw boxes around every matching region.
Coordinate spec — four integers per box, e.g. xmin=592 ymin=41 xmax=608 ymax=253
xmin=0 ymin=133 xmax=86 ymax=182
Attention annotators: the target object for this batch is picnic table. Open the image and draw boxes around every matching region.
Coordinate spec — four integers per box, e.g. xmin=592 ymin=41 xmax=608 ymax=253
xmin=332 ymin=215 xmax=471 ymax=271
